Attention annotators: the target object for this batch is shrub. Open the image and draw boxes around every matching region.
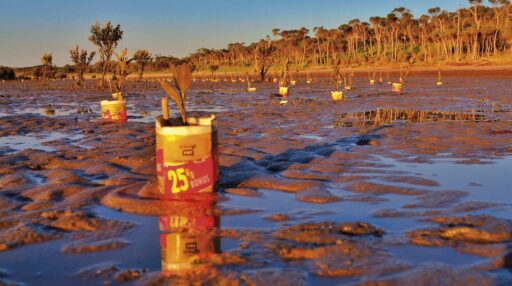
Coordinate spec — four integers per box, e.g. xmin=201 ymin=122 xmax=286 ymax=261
xmin=0 ymin=66 xmax=16 ymax=80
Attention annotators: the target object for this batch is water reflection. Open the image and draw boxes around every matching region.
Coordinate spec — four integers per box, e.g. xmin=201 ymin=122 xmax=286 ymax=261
xmin=158 ymin=201 xmax=220 ymax=275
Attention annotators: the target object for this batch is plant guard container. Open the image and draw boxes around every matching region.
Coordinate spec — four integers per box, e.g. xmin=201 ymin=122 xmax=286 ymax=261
xmin=279 ymin=87 xmax=289 ymax=98
xmin=392 ymin=83 xmax=402 ymax=93
xmin=331 ymin=91 xmax=344 ymax=101
xmin=100 ymin=100 xmax=127 ymax=123
xmin=155 ymin=115 xmax=218 ymax=198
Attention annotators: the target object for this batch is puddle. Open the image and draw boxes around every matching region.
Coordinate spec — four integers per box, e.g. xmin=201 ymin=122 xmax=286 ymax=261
xmin=0 ymin=132 xmax=67 ymax=153
xmin=299 ymin=134 xmax=326 ymax=141
xmin=0 ymin=206 xmax=159 ymax=286
xmin=0 ymin=132 xmax=89 ymax=154
xmin=378 ymin=155 xmax=512 ymax=208
xmin=221 ymin=189 xmax=422 ymax=234
xmin=22 ymin=173 xmax=46 ymax=185
xmin=389 ymin=245 xmax=486 ymax=266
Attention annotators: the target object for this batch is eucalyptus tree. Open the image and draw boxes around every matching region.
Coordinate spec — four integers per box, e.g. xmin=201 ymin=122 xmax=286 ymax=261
xmin=253 ymin=37 xmax=276 ymax=81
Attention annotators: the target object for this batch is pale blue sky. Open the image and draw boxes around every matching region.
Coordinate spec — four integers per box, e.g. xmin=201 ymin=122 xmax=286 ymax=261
xmin=0 ymin=0 xmax=470 ymax=67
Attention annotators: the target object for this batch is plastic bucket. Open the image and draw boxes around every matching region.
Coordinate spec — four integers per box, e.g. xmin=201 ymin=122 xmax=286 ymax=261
xmin=279 ymin=87 xmax=289 ymax=98
xmin=155 ymin=115 xmax=218 ymax=198
xmin=392 ymin=83 xmax=402 ymax=93
xmin=100 ymin=100 xmax=127 ymax=123
xmin=331 ymin=91 xmax=344 ymax=101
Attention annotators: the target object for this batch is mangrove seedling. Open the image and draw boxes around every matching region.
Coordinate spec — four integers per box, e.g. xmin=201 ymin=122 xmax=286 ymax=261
xmin=279 ymin=59 xmax=290 ymax=88
xmin=69 ymin=45 xmax=95 ymax=88
xmin=399 ymin=55 xmax=416 ymax=84
xmin=367 ymin=68 xmax=376 ymax=85
xmin=437 ymin=63 xmax=443 ymax=85
xmin=290 ymin=68 xmax=299 ymax=85
xmin=331 ymin=61 xmax=344 ymax=101
xmin=160 ymin=62 xmax=193 ymax=125
xmin=246 ymin=72 xmax=252 ymax=87
xmin=332 ymin=60 xmax=343 ymax=92
xmin=306 ymin=71 xmax=312 ymax=84
xmin=344 ymin=67 xmax=354 ymax=90
xmin=110 ymin=48 xmax=133 ymax=100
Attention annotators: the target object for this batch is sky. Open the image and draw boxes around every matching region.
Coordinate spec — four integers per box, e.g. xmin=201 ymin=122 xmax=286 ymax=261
xmin=0 ymin=0 xmax=471 ymax=67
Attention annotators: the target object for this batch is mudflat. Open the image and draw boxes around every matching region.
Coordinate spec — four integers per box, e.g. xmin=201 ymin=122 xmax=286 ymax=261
xmin=0 ymin=70 xmax=511 ymax=285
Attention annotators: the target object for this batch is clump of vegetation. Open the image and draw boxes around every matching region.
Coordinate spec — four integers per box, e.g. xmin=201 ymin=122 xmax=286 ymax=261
xmin=160 ymin=62 xmax=193 ymax=125
xmin=69 ymin=45 xmax=95 ymax=87
xmin=399 ymin=58 xmax=415 ymax=83
xmin=0 ymin=66 xmax=15 ymax=80
xmin=437 ymin=62 xmax=443 ymax=84
xmin=110 ymin=49 xmax=132 ymax=100
xmin=306 ymin=71 xmax=312 ymax=84
xmin=132 ymin=50 xmax=152 ymax=81
xmin=89 ymin=21 xmax=123 ymax=87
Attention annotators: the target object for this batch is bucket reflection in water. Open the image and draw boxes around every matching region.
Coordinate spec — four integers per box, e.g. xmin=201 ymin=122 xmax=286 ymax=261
xmin=159 ymin=201 xmax=220 ymax=274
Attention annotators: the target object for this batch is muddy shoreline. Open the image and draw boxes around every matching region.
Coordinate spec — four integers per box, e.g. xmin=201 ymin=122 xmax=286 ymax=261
xmin=0 ymin=73 xmax=511 ymax=285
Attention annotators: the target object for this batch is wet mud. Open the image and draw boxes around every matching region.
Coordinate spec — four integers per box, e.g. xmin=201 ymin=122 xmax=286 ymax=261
xmin=0 ymin=73 xmax=511 ymax=285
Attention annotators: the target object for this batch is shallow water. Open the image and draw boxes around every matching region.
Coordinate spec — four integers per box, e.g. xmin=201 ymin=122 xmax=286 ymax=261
xmin=379 ymin=155 xmax=512 ymax=206
xmin=0 ymin=132 xmax=74 ymax=153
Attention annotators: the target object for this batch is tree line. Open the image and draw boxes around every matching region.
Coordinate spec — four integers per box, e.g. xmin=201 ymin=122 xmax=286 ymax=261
xmin=187 ymin=1 xmax=512 ymax=72
xmin=4 ymin=1 xmax=512 ymax=82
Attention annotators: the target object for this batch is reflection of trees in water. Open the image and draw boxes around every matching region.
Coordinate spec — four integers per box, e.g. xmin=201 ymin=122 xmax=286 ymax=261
xmin=333 ymin=107 xmax=507 ymax=127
